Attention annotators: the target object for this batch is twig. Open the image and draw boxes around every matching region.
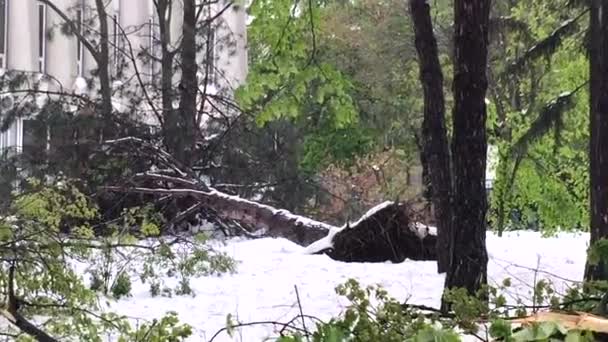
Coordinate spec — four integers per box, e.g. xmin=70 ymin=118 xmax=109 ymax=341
xmin=491 ymin=256 xmax=582 ymax=284
xmin=294 ymin=285 xmax=310 ymax=341
xmin=402 ymin=303 xmax=456 ymax=319
xmin=532 ymin=255 xmax=540 ymax=313
xmin=208 ymin=320 xmax=308 ymax=342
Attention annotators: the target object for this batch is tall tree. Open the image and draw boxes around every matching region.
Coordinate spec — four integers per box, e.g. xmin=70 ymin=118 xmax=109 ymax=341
xmin=176 ymin=0 xmax=198 ymax=167
xmin=409 ymin=0 xmax=452 ymax=273
xmin=155 ymin=0 xmax=181 ymax=162
xmin=586 ymin=0 xmax=608 ymax=281
xmin=409 ymin=0 xmax=491 ymax=298
xmin=93 ymin=0 xmax=113 ymax=127
xmin=444 ymin=0 xmax=491 ymax=299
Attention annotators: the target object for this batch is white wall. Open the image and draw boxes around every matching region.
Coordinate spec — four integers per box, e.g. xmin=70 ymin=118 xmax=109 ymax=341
xmin=0 ymin=0 xmax=249 ymax=151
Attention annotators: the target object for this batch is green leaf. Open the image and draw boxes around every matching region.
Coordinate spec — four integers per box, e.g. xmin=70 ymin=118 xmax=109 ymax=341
xmin=588 ymin=239 xmax=608 ymax=266
xmin=489 ymin=319 xmax=512 ymax=339
xmin=409 ymin=326 xmax=461 ymax=342
xmin=565 ymin=330 xmax=588 ymax=342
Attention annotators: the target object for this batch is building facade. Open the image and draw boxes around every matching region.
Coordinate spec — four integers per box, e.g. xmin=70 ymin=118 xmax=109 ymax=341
xmin=0 ymin=0 xmax=248 ymax=153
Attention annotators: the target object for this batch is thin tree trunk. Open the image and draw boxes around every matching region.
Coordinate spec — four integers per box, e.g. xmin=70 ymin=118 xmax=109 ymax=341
xmin=156 ymin=0 xmax=182 ymax=164
xmin=177 ymin=0 xmax=198 ymax=167
xmin=94 ymin=0 xmax=114 ymax=132
xmin=586 ymin=0 xmax=608 ymax=281
xmin=409 ymin=0 xmax=453 ymax=274
xmin=443 ymin=0 xmax=490 ymax=307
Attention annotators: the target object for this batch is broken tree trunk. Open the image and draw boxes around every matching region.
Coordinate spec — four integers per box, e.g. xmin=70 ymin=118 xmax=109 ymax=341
xmin=102 ymin=137 xmax=437 ymax=262
xmin=104 ymin=182 xmax=331 ymax=245
xmin=305 ymin=201 xmax=437 ymax=263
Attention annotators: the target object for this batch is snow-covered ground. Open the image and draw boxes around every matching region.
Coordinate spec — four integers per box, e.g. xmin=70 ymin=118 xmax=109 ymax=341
xmin=111 ymin=231 xmax=589 ymax=342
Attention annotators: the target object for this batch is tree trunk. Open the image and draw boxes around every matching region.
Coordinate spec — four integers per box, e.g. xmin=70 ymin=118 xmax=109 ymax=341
xmin=443 ymin=0 xmax=490 ymax=306
xmin=94 ymin=0 xmax=114 ymax=134
xmin=586 ymin=0 xmax=608 ymax=281
xmin=156 ymin=0 xmax=182 ymax=165
xmin=177 ymin=0 xmax=198 ymax=167
xmin=306 ymin=202 xmax=437 ymax=262
xmin=105 ymin=181 xmax=437 ymax=261
xmin=409 ymin=0 xmax=453 ymax=274
xmin=101 ymin=136 xmax=438 ymax=262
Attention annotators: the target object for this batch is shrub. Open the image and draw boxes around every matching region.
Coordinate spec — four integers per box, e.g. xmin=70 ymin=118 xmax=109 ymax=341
xmin=111 ymin=271 xmax=132 ymax=299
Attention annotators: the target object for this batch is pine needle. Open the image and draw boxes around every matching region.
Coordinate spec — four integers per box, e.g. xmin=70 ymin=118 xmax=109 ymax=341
xmin=502 ymin=9 xmax=588 ymax=76
xmin=510 ymin=81 xmax=587 ymax=158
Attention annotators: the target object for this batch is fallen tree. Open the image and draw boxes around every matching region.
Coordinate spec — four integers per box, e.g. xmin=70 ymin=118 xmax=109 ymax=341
xmin=304 ymin=201 xmax=437 ymax=262
xmin=101 ymin=137 xmax=437 ymax=262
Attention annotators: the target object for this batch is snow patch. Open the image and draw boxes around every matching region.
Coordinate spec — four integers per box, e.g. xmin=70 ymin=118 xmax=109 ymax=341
xmin=348 ymin=201 xmax=394 ymax=228
xmin=189 ymin=219 xmax=216 ymax=234
xmin=105 ymin=231 xmax=588 ymax=341
xmin=303 ymin=226 xmax=343 ymax=254
xmin=73 ymin=77 xmax=88 ymax=94
xmin=303 ymin=201 xmax=395 ymax=254
xmin=413 ymin=222 xmax=437 ymax=238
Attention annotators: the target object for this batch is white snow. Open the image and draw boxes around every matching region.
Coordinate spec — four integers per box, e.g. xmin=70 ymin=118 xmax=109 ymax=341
xmin=73 ymin=76 xmax=88 ymax=94
xmin=304 ymin=201 xmax=404 ymax=254
xmin=348 ymin=200 xmax=394 ymax=227
xmin=486 ymin=145 xmax=498 ymax=189
xmin=413 ymin=222 xmax=438 ymax=238
xmin=304 ymin=201 xmax=433 ymax=254
xmin=303 ymin=225 xmax=343 ymax=254
xmin=108 ymin=230 xmax=589 ymax=341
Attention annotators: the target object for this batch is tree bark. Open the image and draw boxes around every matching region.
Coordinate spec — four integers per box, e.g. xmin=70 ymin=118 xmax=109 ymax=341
xmin=409 ymin=0 xmax=453 ymax=273
xmin=177 ymin=0 xmax=199 ymax=167
xmin=586 ymin=0 xmax=608 ymax=281
xmin=307 ymin=202 xmax=437 ymax=262
xmin=443 ymin=0 xmax=490 ymax=305
xmin=156 ymin=0 xmax=182 ymax=165
xmin=94 ymin=0 xmax=114 ymax=131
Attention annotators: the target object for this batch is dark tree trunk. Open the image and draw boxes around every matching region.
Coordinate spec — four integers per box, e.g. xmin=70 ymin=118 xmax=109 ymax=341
xmin=177 ymin=0 xmax=198 ymax=167
xmin=156 ymin=0 xmax=182 ymax=165
xmin=586 ymin=0 xmax=608 ymax=281
xmin=94 ymin=0 xmax=114 ymax=133
xmin=443 ymin=0 xmax=490 ymax=305
xmin=409 ymin=0 xmax=453 ymax=273
xmin=315 ymin=202 xmax=437 ymax=263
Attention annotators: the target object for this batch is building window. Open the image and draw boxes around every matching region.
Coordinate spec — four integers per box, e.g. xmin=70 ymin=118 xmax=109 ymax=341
xmin=0 ymin=94 xmax=14 ymax=152
xmin=38 ymin=2 xmax=47 ymax=73
xmin=0 ymin=0 xmax=8 ymax=69
xmin=22 ymin=119 xmax=47 ymax=161
xmin=0 ymin=127 xmax=8 ymax=151
xmin=76 ymin=5 xmax=84 ymax=76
